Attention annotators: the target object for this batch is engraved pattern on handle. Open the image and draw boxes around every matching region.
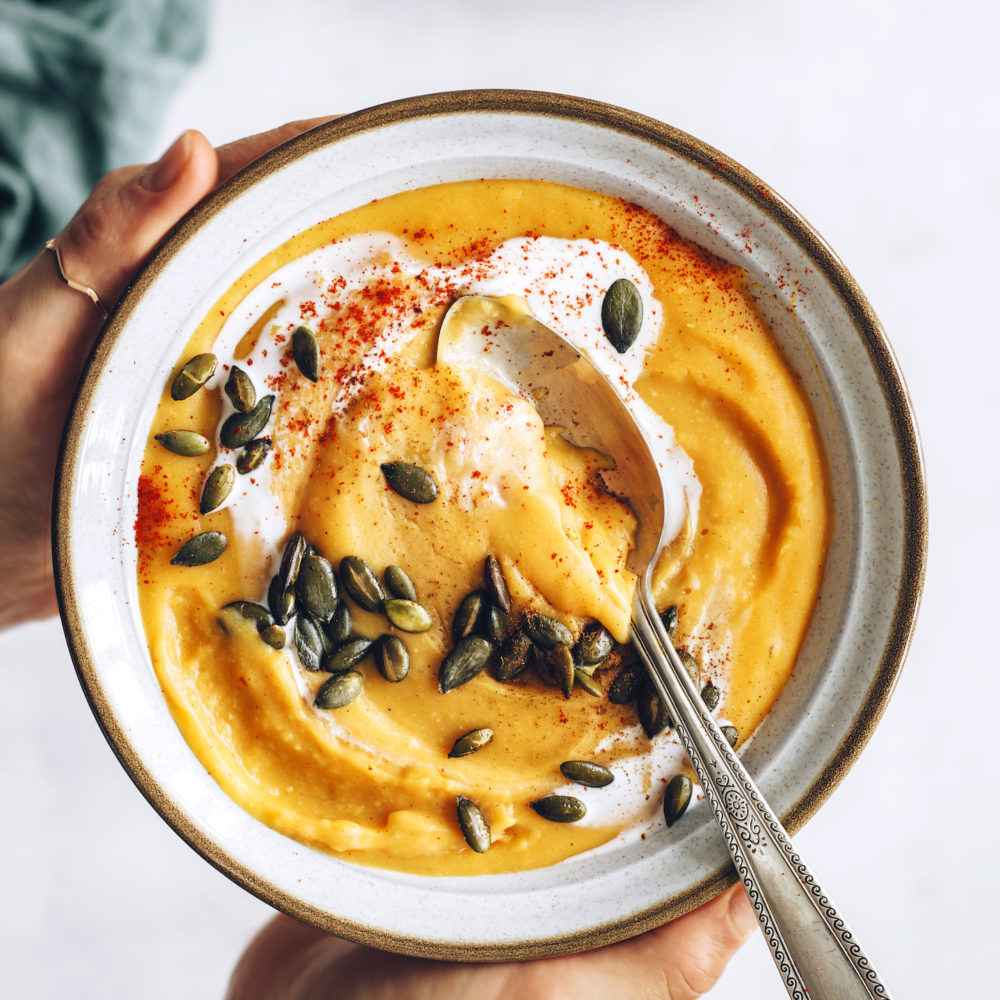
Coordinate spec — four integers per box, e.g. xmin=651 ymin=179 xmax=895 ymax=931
xmin=631 ymin=589 xmax=891 ymax=1000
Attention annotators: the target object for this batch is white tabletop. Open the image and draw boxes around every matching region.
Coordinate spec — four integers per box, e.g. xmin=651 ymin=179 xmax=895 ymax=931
xmin=3 ymin=1 xmax=996 ymax=996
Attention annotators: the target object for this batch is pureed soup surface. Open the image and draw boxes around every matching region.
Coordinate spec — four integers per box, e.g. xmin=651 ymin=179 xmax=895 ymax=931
xmin=137 ymin=180 xmax=830 ymax=875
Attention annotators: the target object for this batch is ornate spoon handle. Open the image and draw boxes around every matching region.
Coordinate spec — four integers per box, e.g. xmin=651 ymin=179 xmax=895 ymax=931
xmin=631 ymin=588 xmax=891 ymax=1000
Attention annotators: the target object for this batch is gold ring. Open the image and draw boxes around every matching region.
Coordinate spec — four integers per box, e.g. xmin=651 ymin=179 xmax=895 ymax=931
xmin=44 ymin=238 xmax=109 ymax=322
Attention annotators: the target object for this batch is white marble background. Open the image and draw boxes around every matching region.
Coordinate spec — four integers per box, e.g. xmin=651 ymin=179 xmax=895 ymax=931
xmin=2 ymin=0 xmax=997 ymax=996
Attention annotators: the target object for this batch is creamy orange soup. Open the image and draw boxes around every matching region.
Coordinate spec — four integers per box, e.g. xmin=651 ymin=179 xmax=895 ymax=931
xmin=137 ymin=180 xmax=829 ymax=875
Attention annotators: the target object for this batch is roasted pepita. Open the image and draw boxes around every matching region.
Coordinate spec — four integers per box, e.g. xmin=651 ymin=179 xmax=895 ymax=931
xmin=487 ymin=604 xmax=509 ymax=643
xmin=384 ymin=598 xmax=432 ymax=633
xmin=340 ymin=556 xmax=386 ymax=611
xmin=721 ymin=725 xmax=739 ymax=749
xmin=170 ymin=353 xmax=217 ymax=400
xmin=380 ymin=461 xmax=438 ymax=504
xmin=200 ymin=464 xmax=235 ymax=514
xmin=523 ymin=611 xmax=572 ymax=649
xmin=260 ymin=624 xmax=286 ymax=649
xmin=530 ymin=794 xmax=586 ymax=823
xmin=220 ymin=394 xmax=274 ymax=450
xmin=324 ymin=637 xmax=373 ymax=674
xmin=663 ymin=773 xmax=693 ymax=827
xmin=608 ymin=660 xmax=643 ymax=704
xmin=600 ymin=278 xmax=643 ymax=354
xmin=276 ymin=532 xmax=308 ymax=593
xmin=660 ymin=604 xmax=679 ymax=637
xmin=452 ymin=590 xmax=486 ymax=642
xmin=295 ymin=613 xmax=328 ymax=671
xmin=218 ymin=600 xmax=273 ymax=634
xmin=574 ymin=668 xmax=603 ymax=697
xmin=484 ymin=554 xmax=511 ymax=613
xmin=325 ymin=600 xmax=352 ymax=645
xmin=543 ymin=644 xmax=575 ymax=699
xmin=170 ymin=530 xmax=227 ymax=566
xmin=448 ymin=727 xmax=494 ymax=758
xmin=573 ymin=623 xmax=614 ymax=666
xmin=374 ymin=634 xmax=410 ymax=682
xmin=291 ymin=325 xmax=320 ymax=382
xmin=701 ymin=682 xmax=720 ymax=712
xmin=315 ymin=669 xmax=364 ymax=710
xmin=493 ymin=632 xmax=532 ymax=681
xmin=268 ymin=574 xmax=296 ymax=626
xmin=560 ymin=760 xmax=614 ymax=787
xmin=296 ymin=554 xmax=338 ymax=623
xmin=224 ymin=365 xmax=256 ymax=413
xmin=677 ymin=647 xmax=701 ymax=686
xmin=383 ymin=565 xmax=417 ymax=602
xmin=638 ymin=677 xmax=671 ymax=738
xmin=154 ymin=430 xmax=210 ymax=456
xmin=456 ymin=795 xmax=491 ymax=853
xmin=439 ymin=636 xmax=492 ymax=693
xmin=236 ymin=436 xmax=270 ymax=474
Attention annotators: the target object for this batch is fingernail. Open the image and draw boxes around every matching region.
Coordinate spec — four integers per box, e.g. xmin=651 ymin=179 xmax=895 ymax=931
xmin=141 ymin=131 xmax=192 ymax=192
xmin=729 ymin=886 xmax=759 ymax=937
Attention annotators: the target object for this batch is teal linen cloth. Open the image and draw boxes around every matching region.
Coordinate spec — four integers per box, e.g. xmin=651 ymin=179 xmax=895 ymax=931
xmin=0 ymin=0 xmax=208 ymax=280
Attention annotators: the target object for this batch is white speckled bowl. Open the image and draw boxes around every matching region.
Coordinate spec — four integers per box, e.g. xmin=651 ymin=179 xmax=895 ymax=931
xmin=54 ymin=91 xmax=926 ymax=960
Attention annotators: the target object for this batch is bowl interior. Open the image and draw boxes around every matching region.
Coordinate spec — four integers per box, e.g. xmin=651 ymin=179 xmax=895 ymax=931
xmin=55 ymin=91 xmax=924 ymax=959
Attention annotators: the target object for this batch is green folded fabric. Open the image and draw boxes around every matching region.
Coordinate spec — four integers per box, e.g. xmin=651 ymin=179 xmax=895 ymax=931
xmin=0 ymin=0 xmax=208 ymax=280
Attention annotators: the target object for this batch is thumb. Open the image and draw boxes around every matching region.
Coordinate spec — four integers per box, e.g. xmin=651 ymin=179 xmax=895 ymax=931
xmin=58 ymin=129 xmax=219 ymax=310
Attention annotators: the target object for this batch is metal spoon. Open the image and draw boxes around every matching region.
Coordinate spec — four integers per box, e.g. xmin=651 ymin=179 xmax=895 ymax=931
xmin=439 ymin=295 xmax=891 ymax=1000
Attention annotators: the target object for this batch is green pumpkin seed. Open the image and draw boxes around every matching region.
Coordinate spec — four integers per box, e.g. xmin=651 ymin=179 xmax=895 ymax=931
xmin=296 ymin=554 xmax=338 ymax=623
xmin=260 ymin=624 xmax=286 ymax=649
xmin=383 ymin=565 xmax=417 ymax=602
xmin=200 ymin=464 xmax=236 ymax=514
xmin=225 ymin=365 xmax=256 ymax=413
xmin=663 ymin=773 xmax=693 ymax=827
xmin=574 ymin=668 xmax=603 ymax=697
xmin=268 ymin=574 xmax=296 ymax=626
xmin=660 ymin=604 xmax=679 ymax=637
xmin=530 ymin=794 xmax=586 ymax=823
xmin=493 ymin=632 xmax=532 ymax=682
xmin=220 ymin=394 xmax=274 ymax=450
xmin=324 ymin=601 xmax=352 ymax=645
xmin=721 ymin=725 xmax=739 ymax=749
xmin=154 ymin=430 xmax=211 ymax=456
xmin=384 ymin=598 xmax=432 ymax=633
xmin=324 ymin=637 xmax=373 ymax=674
xmin=523 ymin=611 xmax=572 ymax=650
xmin=315 ymin=669 xmax=364 ymax=709
xmin=217 ymin=601 xmax=271 ymax=637
xmin=484 ymin=555 xmax=511 ymax=613
xmin=560 ymin=760 xmax=614 ymax=788
xmin=600 ymin=278 xmax=643 ymax=354
xmin=677 ymin=648 xmax=701 ymax=686
xmin=276 ymin=531 xmax=307 ymax=591
xmin=543 ymin=644 xmax=575 ymax=699
xmin=380 ymin=461 xmax=438 ymax=504
xmin=608 ymin=660 xmax=643 ymax=704
xmin=452 ymin=590 xmax=486 ymax=642
xmin=448 ymin=727 xmax=494 ymax=758
xmin=170 ymin=531 xmax=227 ymax=566
xmin=638 ymin=677 xmax=670 ymax=738
xmin=295 ymin=613 xmax=328 ymax=671
xmin=456 ymin=795 xmax=491 ymax=853
xmin=292 ymin=325 xmax=320 ymax=382
xmin=374 ymin=633 xmax=409 ymax=682
xmin=701 ymin=682 xmax=720 ymax=712
xmin=236 ymin=436 xmax=271 ymax=474
xmin=487 ymin=604 xmax=509 ymax=643
xmin=573 ymin=623 xmax=614 ymax=667
xmin=340 ymin=556 xmax=386 ymax=611
xmin=170 ymin=353 xmax=217 ymax=400
xmin=439 ymin=636 xmax=492 ymax=693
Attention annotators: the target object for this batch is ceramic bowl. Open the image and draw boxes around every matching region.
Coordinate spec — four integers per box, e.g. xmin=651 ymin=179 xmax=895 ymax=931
xmin=54 ymin=90 xmax=926 ymax=960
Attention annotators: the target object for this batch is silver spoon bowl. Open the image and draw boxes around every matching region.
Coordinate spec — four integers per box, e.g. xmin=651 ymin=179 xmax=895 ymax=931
xmin=439 ymin=295 xmax=891 ymax=1000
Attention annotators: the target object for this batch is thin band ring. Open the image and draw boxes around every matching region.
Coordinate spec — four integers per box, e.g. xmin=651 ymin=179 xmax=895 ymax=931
xmin=44 ymin=238 xmax=109 ymax=322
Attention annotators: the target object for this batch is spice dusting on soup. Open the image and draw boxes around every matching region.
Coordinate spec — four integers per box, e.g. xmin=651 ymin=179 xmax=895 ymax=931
xmin=137 ymin=179 xmax=829 ymax=875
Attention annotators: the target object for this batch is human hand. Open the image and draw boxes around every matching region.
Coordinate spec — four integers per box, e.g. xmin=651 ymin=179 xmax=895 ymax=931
xmin=227 ymin=883 xmax=758 ymax=1000
xmin=0 ymin=118 xmax=331 ymax=629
